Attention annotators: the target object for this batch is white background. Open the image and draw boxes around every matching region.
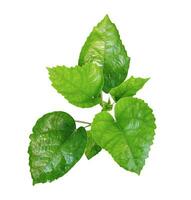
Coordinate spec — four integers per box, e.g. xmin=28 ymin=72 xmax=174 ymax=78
xmin=0 ymin=0 xmax=191 ymax=199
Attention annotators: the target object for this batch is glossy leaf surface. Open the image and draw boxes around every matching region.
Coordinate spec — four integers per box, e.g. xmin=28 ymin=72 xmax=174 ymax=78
xmin=91 ymin=97 xmax=156 ymax=174
xmin=28 ymin=112 xmax=87 ymax=184
xmin=79 ymin=15 xmax=130 ymax=93
xmin=110 ymin=76 xmax=149 ymax=101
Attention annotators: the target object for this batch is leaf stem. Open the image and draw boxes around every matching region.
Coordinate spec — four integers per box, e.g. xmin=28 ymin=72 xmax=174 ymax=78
xmin=84 ymin=124 xmax=91 ymax=128
xmin=75 ymin=120 xmax=91 ymax=125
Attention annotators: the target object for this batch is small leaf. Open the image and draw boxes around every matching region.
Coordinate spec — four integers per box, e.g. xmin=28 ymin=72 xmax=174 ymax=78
xmin=110 ymin=76 xmax=149 ymax=102
xmin=85 ymin=130 xmax=102 ymax=160
xmin=101 ymin=100 xmax=113 ymax=111
xmin=79 ymin=15 xmax=130 ymax=93
xmin=91 ymin=97 xmax=156 ymax=174
xmin=48 ymin=63 xmax=104 ymax=108
xmin=28 ymin=111 xmax=87 ymax=184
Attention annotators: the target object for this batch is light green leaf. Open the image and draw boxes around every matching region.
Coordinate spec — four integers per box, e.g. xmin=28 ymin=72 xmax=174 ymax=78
xmin=48 ymin=63 xmax=104 ymax=108
xmin=85 ymin=130 xmax=102 ymax=160
xmin=91 ymin=97 xmax=156 ymax=174
xmin=79 ymin=15 xmax=130 ymax=93
xmin=110 ymin=76 xmax=149 ymax=101
xmin=28 ymin=111 xmax=87 ymax=184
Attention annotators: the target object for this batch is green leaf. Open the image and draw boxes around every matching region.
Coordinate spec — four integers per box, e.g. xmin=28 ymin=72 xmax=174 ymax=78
xmin=91 ymin=97 xmax=156 ymax=174
xmin=85 ymin=130 xmax=102 ymax=160
xmin=48 ymin=63 xmax=104 ymax=108
xmin=28 ymin=111 xmax=87 ymax=184
xmin=79 ymin=15 xmax=130 ymax=93
xmin=101 ymin=99 xmax=113 ymax=111
xmin=110 ymin=76 xmax=149 ymax=102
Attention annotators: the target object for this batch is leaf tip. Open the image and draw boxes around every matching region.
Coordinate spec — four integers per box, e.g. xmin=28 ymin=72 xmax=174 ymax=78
xmin=145 ymin=77 xmax=150 ymax=82
xmin=47 ymin=66 xmax=53 ymax=74
xmin=135 ymin=169 xmax=141 ymax=175
xmin=85 ymin=154 xmax=92 ymax=160
xmin=32 ymin=180 xmax=37 ymax=186
xmin=103 ymin=14 xmax=111 ymax=23
xmin=104 ymin=14 xmax=110 ymax=18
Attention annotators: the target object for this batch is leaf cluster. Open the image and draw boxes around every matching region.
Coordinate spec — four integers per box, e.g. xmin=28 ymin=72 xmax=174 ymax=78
xmin=28 ymin=15 xmax=156 ymax=185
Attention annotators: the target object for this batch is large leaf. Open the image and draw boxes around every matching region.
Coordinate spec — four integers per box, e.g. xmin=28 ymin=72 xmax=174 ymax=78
xmin=28 ymin=111 xmax=87 ymax=184
xmin=110 ymin=76 xmax=149 ymax=102
xmin=91 ymin=97 xmax=156 ymax=174
xmin=48 ymin=63 xmax=104 ymax=108
xmin=85 ymin=130 xmax=102 ymax=160
xmin=79 ymin=15 xmax=130 ymax=93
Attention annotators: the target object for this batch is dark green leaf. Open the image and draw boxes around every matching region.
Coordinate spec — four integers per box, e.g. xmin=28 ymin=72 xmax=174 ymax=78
xmin=110 ymin=76 xmax=149 ymax=101
xmin=28 ymin=111 xmax=87 ymax=184
xmin=85 ymin=130 xmax=102 ymax=160
xmin=91 ymin=97 xmax=156 ymax=174
xmin=48 ymin=63 xmax=104 ymax=108
xmin=79 ymin=15 xmax=130 ymax=93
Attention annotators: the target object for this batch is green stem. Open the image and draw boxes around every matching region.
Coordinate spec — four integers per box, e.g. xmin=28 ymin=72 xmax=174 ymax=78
xmin=75 ymin=120 xmax=91 ymax=125
xmin=84 ymin=124 xmax=91 ymax=128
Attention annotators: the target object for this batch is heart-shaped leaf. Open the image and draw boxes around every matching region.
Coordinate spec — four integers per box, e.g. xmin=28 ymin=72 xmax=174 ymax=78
xmin=91 ymin=97 xmax=156 ymax=174
xmin=110 ymin=76 xmax=149 ymax=102
xmin=48 ymin=63 xmax=104 ymax=108
xmin=79 ymin=15 xmax=130 ymax=93
xmin=28 ymin=111 xmax=87 ymax=184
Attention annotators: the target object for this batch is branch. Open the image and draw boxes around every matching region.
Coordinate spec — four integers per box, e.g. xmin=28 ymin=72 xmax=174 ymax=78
xmin=75 ymin=120 xmax=91 ymax=125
